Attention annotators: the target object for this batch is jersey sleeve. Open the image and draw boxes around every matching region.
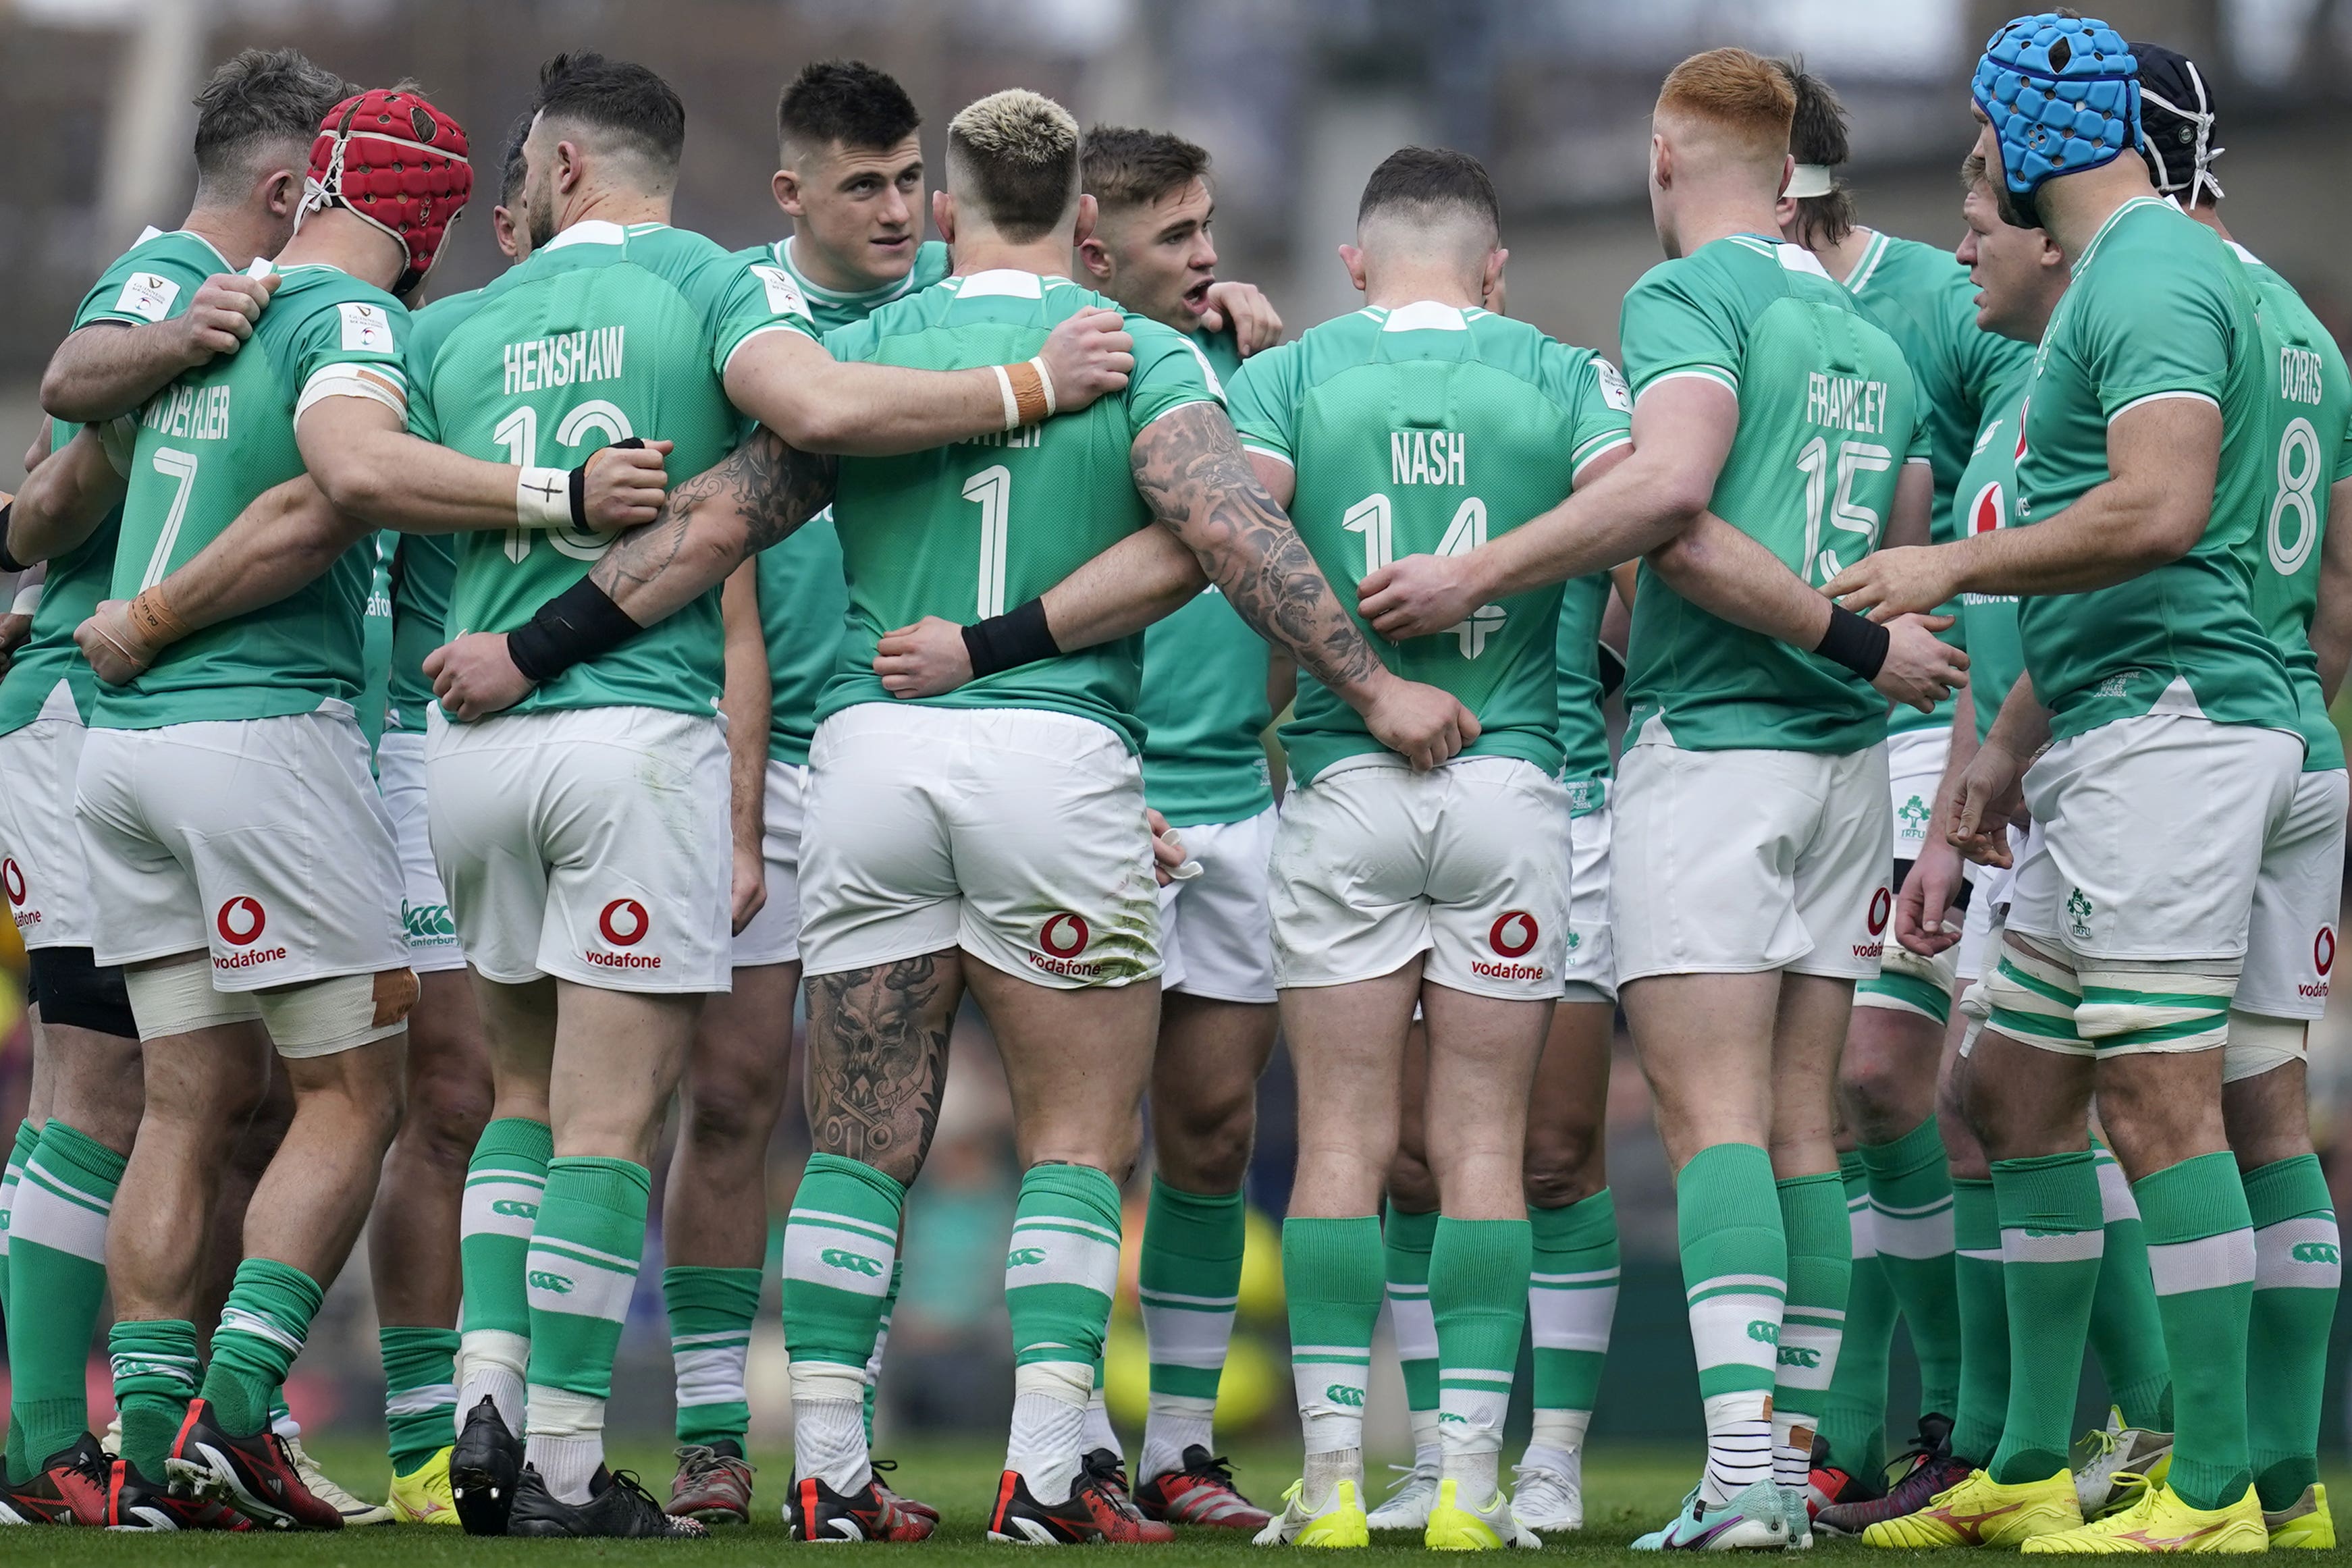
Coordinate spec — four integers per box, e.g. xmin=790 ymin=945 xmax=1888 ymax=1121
xmin=712 ymin=259 xmax=820 ymax=377
xmin=1618 ymin=257 xmax=1744 ymax=399
xmin=1223 ymin=342 xmax=1301 ymax=466
xmin=2079 ymin=244 xmax=2233 ymax=419
xmin=72 ymin=240 xmax=216 ymax=330
xmin=1123 ymin=316 xmax=1225 ymax=434
xmin=1906 ymin=383 xmax=1933 ymax=464
xmin=1547 ymin=343 xmax=1633 ymax=483
xmin=283 ymin=291 xmax=413 ymax=428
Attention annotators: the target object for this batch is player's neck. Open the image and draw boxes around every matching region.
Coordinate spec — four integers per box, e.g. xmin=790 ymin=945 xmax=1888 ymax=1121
xmin=2182 ymin=199 xmax=2233 ymax=245
xmin=1361 ymin=262 xmax=1482 ymax=313
xmin=554 ymin=184 xmax=671 ymax=236
xmin=784 ymin=231 xmax=898 ymax=296
xmin=1668 ymin=190 xmax=1787 ymax=256
xmin=277 ymin=209 xmax=403 ymax=292
xmin=1807 ymin=225 xmax=1877 ymax=285
xmin=2035 ymin=161 xmax=2158 ymax=265
xmin=179 ymin=202 xmax=273 ymax=271
xmin=949 ymin=233 xmax=1073 ymax=281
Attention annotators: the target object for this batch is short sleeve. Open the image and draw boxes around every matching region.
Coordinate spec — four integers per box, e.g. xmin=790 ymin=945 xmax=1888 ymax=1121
xmin=714 ymin=260 xmax=820 ymax=377
xmin=1549 ymin=344 xmax=1632 ymax=481
xmin=1124 ymin=317 xmax=1223 ymax=434
xmin=406 ymin=346 xmax=442 ymax=443
xmin=1618 ymin=258 xmax=1744 ymax=399
xmin=2335 ymin=402 xmax=2352 ymax=487
xmin=1907 ymin=391 xmax=1933 ymax=463
xmin=820 ymin=316 xmax=879 ymax=367
xmin=285 ymin=292 xmax=412 ymax=425
xmin=1224 ymin=342 xmax=1301 ymax=466
xmin=2081 ymin=246 xmax=2231 ymax=419
xmin=73 ymin=242 xmax=217 ymax=331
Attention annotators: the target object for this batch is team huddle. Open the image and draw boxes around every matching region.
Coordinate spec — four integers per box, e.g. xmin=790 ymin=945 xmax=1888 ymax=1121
xmin=0 ymin=6 xmax=2339 ymax=1554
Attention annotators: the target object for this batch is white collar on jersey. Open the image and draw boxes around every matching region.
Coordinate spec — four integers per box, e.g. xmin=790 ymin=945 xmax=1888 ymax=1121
xmin=1776 ymin=242 xmax=1832 ymax=279
xmin=542 ymin=219 xmax=636 ymax=252
xmin=1381 ymin=300 xmax=1470 ymax=332
xmin=957 ymin=269 xmax=1049 ymax=299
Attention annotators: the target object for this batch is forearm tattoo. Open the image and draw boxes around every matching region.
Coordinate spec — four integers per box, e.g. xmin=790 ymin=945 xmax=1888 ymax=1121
xmin=805 ymin=956 xmax=953 ymax=1185
xmin=1130 ymin=403 xmax=1381 ymax=691
xmin=589 ymin=426 xmax=836 ymax=610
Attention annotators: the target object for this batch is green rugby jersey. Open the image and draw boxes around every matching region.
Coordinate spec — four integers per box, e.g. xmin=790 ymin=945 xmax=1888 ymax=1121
xmin=413 ymin=220 xmax=811 ymax=720
xmin=1954 ymin=379 xmax=2030 ymax=745
xmin=376 ymin=288 xmax=477 ymax=735
xmin=1553 ymin=572 xmax=1615 ymax=803
xmin=360 ymin=533 xmax=394 ymax=750
xmin=2012 ymin=199 xmax=2298 ymax=742
xmin=97 ymin=264 xmax=408 ymax=730
xmin=1227 ymin=301 xmax=1632 ymax=785
xmin=2233 ymin=241 xmax=2352 ymax=772
xmin=0 ymin=227 xmax=230 ymax=736
xmin=1618 ymin=234 xmax=1929 ymax=755
xmin=1844 ymin=230 xmax=2037 ymax=738
xmin=814 ymin=269 xmax=1224 ymax=751
xmin=1138 ymin=327 xmax=1277 ymax=826
xmin=733 ymin=236 xmax=951 ymax=767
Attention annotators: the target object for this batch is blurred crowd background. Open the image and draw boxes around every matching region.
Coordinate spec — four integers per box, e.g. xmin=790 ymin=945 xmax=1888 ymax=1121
xmin=8 ymin=0 xmax=2352 ymax=1458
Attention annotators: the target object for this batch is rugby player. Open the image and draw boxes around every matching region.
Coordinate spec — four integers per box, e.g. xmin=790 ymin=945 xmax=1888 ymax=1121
xmin=1765 ymin=63 xmax=2035 ymax=1517
xmin=1827 ymin=13 xmax=2303 ymax=1550
xmin=0 ymin=49 xmax=348 ymax=1530
xmin=2138 ymin=41 xmax=2349 ymax=1549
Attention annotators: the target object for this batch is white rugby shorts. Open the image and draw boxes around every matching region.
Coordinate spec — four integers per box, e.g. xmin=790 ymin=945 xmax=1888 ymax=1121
xmin=74 ymin=703 xmax=406 ymax=988
xmin=1269 ymin=754 xmax=1574 ymax=1001
xmin=375 ymin=730 xmax=465 ymax=975
xmin=2007 ymin=712 xmax=2300 ymax=963
xmin=732 ymin=759 xmax=807 ymax=969
xmin=1560 ymin=800 xmax=1615 ymax=1004
xmin=0 ymin=704 xmax=97 ymax=950
xmin=1886 ymin=727 xmax=1950 ymax=864
xmin=425 ymin=705 xmax=732 ymax=994
xmin=2233 ymin=767 xmax=2348 ymax=1021
xmin=798 ymin=703 xmax=1161 ymax=988
xmin=1611 ymin=736 xmax=1892 ymax=983
xmin=1158 ymin=804 xmax=1278 ymax=1004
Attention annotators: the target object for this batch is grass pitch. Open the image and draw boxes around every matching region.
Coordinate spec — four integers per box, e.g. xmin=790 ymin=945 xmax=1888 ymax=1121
xmin=9 ymin=1438 xmax=2351 ymax=1561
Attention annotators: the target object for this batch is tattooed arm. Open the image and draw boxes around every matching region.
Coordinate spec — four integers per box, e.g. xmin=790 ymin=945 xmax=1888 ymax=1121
xmin=1129 ymin=402 xmax=1476 ymax=769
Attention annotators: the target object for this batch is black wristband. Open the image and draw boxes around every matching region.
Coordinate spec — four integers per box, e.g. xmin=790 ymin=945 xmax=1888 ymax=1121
xmin=568 ymin=436 xmax=647 ymax=529
xmin=1815 ymin=603 xmax=1891 ymax=680
xmin=0 ymin=502 xmax=22 ymax=574
xmin=961 ymin=597 xmax=1061 ymax=679
xmin=506 ymin=576 xmax=643 ymax=684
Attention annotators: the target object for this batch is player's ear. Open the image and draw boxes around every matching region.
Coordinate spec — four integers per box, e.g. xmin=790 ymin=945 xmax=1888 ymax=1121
xmin=557 ymin=138 xmax=585 ymax=196
xmin=1482 ymin=248 xmax=1508 ymax=310
xmin=261 ymin=167 xmax=300 ymax=219
xmin=772 ymin=167 xmax=803 ymax=218
xmin=932 ymin=189 xmax=957 ymax=245
xmin=1650 ymin=132 xmax=1672 ymax=189
xmin=1071 ymin=192 xmax=1098 ymax=248
xmin=1338 ymin=242 xmax=1368 ymax=296
xmin=1075 ymin=233 xmax=1113 ymax=283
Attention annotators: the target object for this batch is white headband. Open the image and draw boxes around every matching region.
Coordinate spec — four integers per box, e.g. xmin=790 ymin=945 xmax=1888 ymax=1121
xmin=1785 ymin=163 xmax=1836 ymax=198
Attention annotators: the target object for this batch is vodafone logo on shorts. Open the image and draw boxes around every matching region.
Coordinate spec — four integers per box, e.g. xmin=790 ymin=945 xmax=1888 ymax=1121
xmin=1030 ymin=912 xmax=1103 ymax=977
xmin=588 ymin=898 xmax=661 ymax=970
xmin=1853 ymin=886 xmax=1891 ymax=960
xmin=2304 ymin=926 xmax=2336 ymax=999
xmin=1472 ymin=911 xmax=1547 ymax=981
xmin=2 ymin=857 xmax=35 ymax=931
xmin=213 ymin=896 xmax=286 ymax=971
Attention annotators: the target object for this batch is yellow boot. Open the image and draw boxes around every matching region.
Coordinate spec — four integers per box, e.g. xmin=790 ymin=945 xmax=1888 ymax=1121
xmin=1861 ymin=1467 xmax=2083 ymax=1548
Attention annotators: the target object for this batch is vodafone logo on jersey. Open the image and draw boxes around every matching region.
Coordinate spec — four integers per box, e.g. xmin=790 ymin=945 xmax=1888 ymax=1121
xmin=1472 ymin=911 xmax=1547 ymax=981
xmin=1969 ymin=481 xmax=2004 ymax=535
xmin=213 ymin=896 xmax=287 ymax=971
xmin=1030 ymin=912 xmax=1105 ymax=978
xmin=588 ymin=898 xmax=662 ymax=970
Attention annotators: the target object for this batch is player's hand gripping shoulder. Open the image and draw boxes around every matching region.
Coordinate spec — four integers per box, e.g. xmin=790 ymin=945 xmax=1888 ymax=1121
xmin=1130 ymin=402 xmax=1479 ymax=769
xmin=1198 ymin=282 xmax=1283 ymax=357
xmin=170 ymin=272 xmax=278 ymax=374
xmin=1041 ymin=306 xmax=1137 ymax=410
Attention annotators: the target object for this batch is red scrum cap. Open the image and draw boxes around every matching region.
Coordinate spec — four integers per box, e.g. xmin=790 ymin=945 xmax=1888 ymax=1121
xmin=304 ymin=88 xmax=472 ymax=296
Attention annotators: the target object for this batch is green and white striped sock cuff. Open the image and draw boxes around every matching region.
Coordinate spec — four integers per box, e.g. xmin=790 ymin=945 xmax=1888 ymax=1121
xmin=462 ymin=1160 xmax=547 ymax=1242
xmin=1291 ymin=1342 xmax=1372 ymax=1453
xmin=1140 ymin=1283 xmax=1238 ymax=1400
xmin=1005 ymin=1207 xmax=1123 ymax=1368
xmin=2093 ymin=1142 xmax=2141 ymax=1224
xmin=1775 ymin=1302 xmax=1844 ymax=1398
xmin=526 ymin=1232 xmax=641 ymax=1327
xmin=11 ymin=1127 xmax=123 ymax=1265
xmin=1688 ymin=1272 xmax=1786 ymax=1397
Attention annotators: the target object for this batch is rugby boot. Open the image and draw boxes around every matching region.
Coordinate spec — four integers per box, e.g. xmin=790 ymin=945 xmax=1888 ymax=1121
xmin=1507 ymin=1451 xmax=1584 ymax=1532
xmin=1254 ymin=1477 xmax=1372 ymax=1547
xmin=988 ymin=1451 xmax=1174 ymax=1544
xmin=167 ymin=1398 xmax=343 ymax=1529
xmin=1366 ymin=1458 xmax=1441 ymax=1530
xmin=2021 ymin=1479 xmax=2266 ymax=1553
xmin=1135 ymin=1445 xmax=1271 ymax=1529
xmin=448 ymin=1394 xmax=523 ymax=1536
xmin=872 ymin=1457 xmax=940 ymax=1524
xmin=1425 ymin=1476 xmax=1543 ymax=1550
xmin=387 ymin=1446 xmax=459 ymax=1525
xmin=105 ymin=1459 xmax=253 ymax=1531
xmin=782 ymin=1469 xmax=936 ymax=1542
xmin=1861 ymin=1466 xmax=2081 ymax=1548
xmin=2075 ymin=1410 xmax=2174 ymax=1519
xmin=1818 ymin=1415 xmax=1972 ymax=1537
xmin=2265 ymin=1483 xmax=2334 ymax=1549
xmin=666 ymin=1442 xmax=753 ymax=1525
xmin=1630 ymin=1480 xmax=1790 ymax=1550
xmin=0 ymin=1432 xmax=113 ymax=1524
xmin=508 ymin=1463 xmax=707 ymax=1538
xmin=286 ymin=1433 xmax=393 ymax=1525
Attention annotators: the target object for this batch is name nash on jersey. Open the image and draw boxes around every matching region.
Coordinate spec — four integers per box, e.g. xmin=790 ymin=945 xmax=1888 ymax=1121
xmin=1391 ymin=429 xmax=1466 ymax=486
xmin=503 ymin=325 xmax=628 ymax=396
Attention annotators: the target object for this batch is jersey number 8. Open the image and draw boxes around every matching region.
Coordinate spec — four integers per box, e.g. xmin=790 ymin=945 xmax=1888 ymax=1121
xmin=2269 ymin=415 xmax=2322 ymax=576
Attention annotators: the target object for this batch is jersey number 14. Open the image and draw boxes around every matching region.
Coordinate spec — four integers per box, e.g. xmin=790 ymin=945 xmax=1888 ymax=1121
xmin=1343 ymin=491 xmax=1507 ymax=657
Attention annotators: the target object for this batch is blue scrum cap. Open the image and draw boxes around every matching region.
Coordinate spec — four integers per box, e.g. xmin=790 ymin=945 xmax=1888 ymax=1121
xmin=1972 ymin=13 xmax=2139 ymax=218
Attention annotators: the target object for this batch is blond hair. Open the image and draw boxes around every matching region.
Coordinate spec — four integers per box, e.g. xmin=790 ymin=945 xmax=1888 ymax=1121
xmin=946 ymin=90 xmax=1081 ymax=242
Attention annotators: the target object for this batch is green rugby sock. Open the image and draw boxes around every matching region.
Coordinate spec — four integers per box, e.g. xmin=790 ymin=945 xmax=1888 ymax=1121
xmin=1526 ymin=1189 xmax=1617 ymax=1458
xmin=202 ymin=1258 xmax=324 ymax=1438
xmin=1678 ymin=1143 xmax=1785 ymax=1506
xmin=664 ymin=1265 xmax=761 ymax=1449
xmin=1949 ymin=1177 xmax=2008 ymax=1464
xmin=1774 ymin=1172 xmax=1852 ymax=1492
xmin=2135 ymin=1153 xmax=2253 ymax=1512
xmin=1285 ymin=1216 xmax=1383 ymax=1458
xmin=0 ymin=1120 xmax=35 ymax=1326
xmin=782 ymin=1155 xmax=901 ymax=1488
xmin=1138 ymin=1177 xmax=1245 ymax=1480
xmin=7 ymin=1120 xmax=124 ymax=1478
xmin=380 ymin=1325 xmax=460 ymax=1476
xmin=1860 ymin=1116 xmax=1960 ymax=1421
xmin=1819 ymin=1150 xmax=1892 ymax=1478
xmin=865 ymin=1258 xmax=901 ymax=1447
xmin=525 ymin=1158 xmax=648 ymax=1403
xmin=1383 ymin=1202 xmax=1440 ymax=1459
xmin=458 ymin=1117 xmax=550 ymax=1420
xmin=2088 ymin=1142 xmax=2172 ymax=1431
xmin=1006 ymin=1164 xmax=1123 ymax=1374
xmin=1988 ymin=1152 xmax=2104 ymax=1484
xmin=2242 ymin=1154 xmax=2336 ymax=1511
xmin=1432 ymin=1216 xmax=1530 ymax=1488
xmin=110 ymin=1318 xmax=199 ymax=1482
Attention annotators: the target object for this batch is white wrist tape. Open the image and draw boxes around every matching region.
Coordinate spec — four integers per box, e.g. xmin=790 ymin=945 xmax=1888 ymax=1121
xmin=1029 ymin=354 xmax=1057 ymax=416
xmin=992 ymin=363 xmax=1021 ymax=431
xmin=516 ymin=466 xmax=573 ymax=529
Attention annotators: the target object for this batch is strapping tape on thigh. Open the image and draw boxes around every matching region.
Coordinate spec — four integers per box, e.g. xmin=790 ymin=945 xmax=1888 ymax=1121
xmin=1981 ymin=935 xmax=2089 ymax=1054
xmin=2073 ymin=958 xmax=2237 ymax=1053
xmin=2221 ymin=1008 xmax=2307 ymax=1084
xmin=123 ymin=953 xmax=263 ymax=1041
xmin=254 ymin=969 xmax=416 ymax=1058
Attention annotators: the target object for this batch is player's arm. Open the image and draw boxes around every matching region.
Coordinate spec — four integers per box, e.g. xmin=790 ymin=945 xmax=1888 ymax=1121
xmin=1896 ymin=684 xmax=1980 ymax=959
xmin=3 ymin=424 xmax=126 ymax=566
xmin=1127 ymin=402 xmax=1476 ymax=769
xmin=720 ymin=561 xmax=771 ymax=936
xmin=73 ymin=475 xmax=356 ymax=684
xmin=296 ymin=396 xmax=670 ymax=537
xmin=723 ymin=310 xmax=1134 ymax=456
xmin=1828 ymin=394 xmax=2222 ymax=617
xmin=2311 ymin=475 xmax=2352 ymax=705
xmin=41 ymin=273 xmax=277 ymax=423
xmin=1948 ymin=673 xmax=2050 ymax=868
